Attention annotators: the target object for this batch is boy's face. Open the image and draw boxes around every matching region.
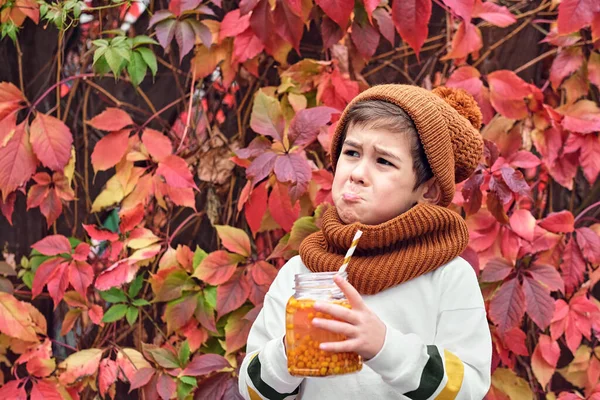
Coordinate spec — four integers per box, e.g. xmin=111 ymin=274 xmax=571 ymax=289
xmin=332 ymin=124 xmax=424 ymax=225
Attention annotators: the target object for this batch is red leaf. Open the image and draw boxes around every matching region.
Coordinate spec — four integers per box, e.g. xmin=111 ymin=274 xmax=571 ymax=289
xmin=27 ymin=180 xmax=50 ymax=210
xmin=446 ymin=66 xmax=494 ymax=124
xmin=156 ymin=154 xmax=197 ymax=189
xmin=217 ymin=270 xmax=250 ymax=318
xmin=578 ymin=133 xmax=600 ymax=184
xmin=373 ymin=8 xmax=395 ymax=46
xmin=29 ymin=113 xmax=72 ymax=171
xmin=0 ymin=191 xmax=16 ymax=224
xmin=0 ymin=82 xmax=25 ymax=121
xmin=363 ymin=0 xmax=380 ymax=21
xmin=487 ymin=70 xmax=534 ymax=119
xmin=269 ymin=182 xmax=301 ymax=232
xmin=550 ymin=299 xmax=568 ymax=340
xmin=522 ymin=276 xmax=555 ymax=330
xmin=129 ymin=368 xmax=156 ymax=390
xmin=561 ymin=239 xmax=586 ymax=295
xmin=95 ymin=259 xmax=138 ymax=291
xmin=155 ymin=19 xmax=177 ymax=50
xmin=224 ymin=308 xmax=252 ymax=353
xmin=91 ymin=129 xmax=130 ymax=172
xmin=219 ymin=9 xmax=251 ymax=40
xmin=273 ymin=153 xmax=311 ymax=202
xmin=509 ymin=209 xmax=536 ymax=242
xmin=236 ymin=136 xmax=272 ymax=159
xmin=0 ymin=122 xmax=37 ymax=200
xmin=289 ymin=107 xmax=337 ymax=148
xmin=39 ymin=189 xmax=62 ymax=228
xmin=30 ymin=380 xmax=62 ymax=400
xmin=317 ymin=68 xmax=360 ymax=110
xmin=528 ymin=263 xmax=564 ymax=293
xmin=194 ymin=372 xmax=229 ymax=399
xmin=119 ymin=203 xmax=145 ymax=233
xmin=98 ymin=358 xmax=118 ymax=397
xmin=539 ymin=210 xmax=574 ymax=233
xmin=316 ymin=0 xmax=353 ymax=28
xmin=215 ymin=225 xmax=251 ymax=257
xmin=550 ymin=47 xmax=584 ymax=89
xmin=246 ymin=151 xmax=277 ymax=183
xmin=486 ymin=189 xmax=509 ymax=224
xmin=561 ymin=100 xmax=600 ymax=134
xmin=321 ymin=16 xmax=345 ymax=49
xmin=183 ymin=353 xmax=230 ymax=376
xmin=489 ymin=278 xmax=525 ymax=333
xmin=274 ymin=1 xmax=304 ymax=52
xmin=351 ymin=20 xmax=380 ymax=59
xmin=252 ymin=260 xmax=278 ymax=285
xmin=391 ymin=0 xmax=432 ymax=58
xmin=441 ymin=0 xmax=474 ymax=21
xmin=82 ymin=224 xmax=119 ymax=242
xmin=233 ymin=28 xmax=265 ymax=63
xmin=507 ymin=150 xmax=541 ymax=169
xmin=503 ymin=327 xmax=528 ymax=356
xmin=442 ymin=21 xmax=482 ymax=60
xmin=156 ymin=373 xmax=176 ymax=400
xmin=576 ymin=227 xmax=600 ymax=264
xmin=500 ymin=167 xmax=530 ymax=196
xmin=539 ymin=334 xmax=560 ymax=366
xmin=45 ymin=261 xmax=69 ymax=308
xmin=481 ymin=257 xmax=513 ymax=282
xmin=87 ymin=107 xmax=134 ymax=131
xmin=193 ymin=250 xmax=243 ymax=285
xmin=473 ymin=0 xmax=516 ymax=27
xmin=68 ymin=261 xmax=94 ymax=299
xmin=245 ymin=180 xmax=268 ymax=236
xmin=531 ymin=339 xmax=556 ymax=389
xmin=88 ymin=304 xmax=104 ymax=325
xmin=557 ymin=0 xmax=599 ymax=34
xmin=32 ymin=234 xmax=71 ymax=256
xmin=165 ymin=294 xmax=197 ymax=333
xmin=0 ymin=380 xmax=26 ymax=399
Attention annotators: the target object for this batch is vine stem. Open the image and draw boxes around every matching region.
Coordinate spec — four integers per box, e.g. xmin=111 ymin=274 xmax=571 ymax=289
xmin=26 ymin=73 xmax=95 ymax=120
xmin=178 ymin=68 xmax=197 ymax=152
xmin=167 ymin=211 xmax=205 ymax=246
xmin=50 ymin=338 xmax=78 ymax=352
xmin=574 ymin=201 xmax=600 ymax=225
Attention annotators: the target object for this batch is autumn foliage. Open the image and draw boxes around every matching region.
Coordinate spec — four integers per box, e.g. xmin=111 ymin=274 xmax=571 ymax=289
xmin=0 ymin=0 xmax=600 ymax=398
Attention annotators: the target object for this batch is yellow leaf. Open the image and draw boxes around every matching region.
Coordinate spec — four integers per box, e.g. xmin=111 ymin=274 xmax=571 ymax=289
xmin=91 ymin=175 xmax=124 ymax=213
xmin=126 ymin=228 xmax=160 ymax=249
xmin=129 ymin=243 xmax=161 ymax=263
xmin=491 ymin=367 xmax=534 ymax=400
xmin=63 ymin=146 xmax=76 ymax=186
xmin=0 ymin=292 xmax=39 ymax=342
xmin=116 ymin=348 xmax=151 ymax=382
xmin=58 ymin=348 xmax=103 ymax=386
xmin=558 ymin=345 xmax=591 ymax=388
xmin=121 ymin=172 xmax=153 ymax=211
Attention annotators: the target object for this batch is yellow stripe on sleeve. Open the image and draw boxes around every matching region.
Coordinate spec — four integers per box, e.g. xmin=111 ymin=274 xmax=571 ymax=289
xmin=248 ymin=386 xmax=263 ymax=400
xmin=435 ymin=349 xmax=464 ymax=400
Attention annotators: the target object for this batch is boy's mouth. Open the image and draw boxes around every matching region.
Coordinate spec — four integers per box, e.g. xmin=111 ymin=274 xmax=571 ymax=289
xmin=342 ymin=192 xmax=362 ymax=202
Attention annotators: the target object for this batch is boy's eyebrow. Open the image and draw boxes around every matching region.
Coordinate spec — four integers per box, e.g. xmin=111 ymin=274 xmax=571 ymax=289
xmin=343 ymin=139 xmax=403 ymax=163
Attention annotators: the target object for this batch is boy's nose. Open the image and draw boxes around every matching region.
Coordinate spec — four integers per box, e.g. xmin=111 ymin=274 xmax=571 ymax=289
xmin=350 ymin=161 xmax=368 ymax=185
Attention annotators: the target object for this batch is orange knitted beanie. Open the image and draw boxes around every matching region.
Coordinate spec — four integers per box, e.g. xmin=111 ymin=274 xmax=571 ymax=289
xmin=329 ymin=84 xmax=484 ymax=206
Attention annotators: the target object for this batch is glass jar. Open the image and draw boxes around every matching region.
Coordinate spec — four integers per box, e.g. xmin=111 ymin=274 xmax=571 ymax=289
xmin=285 ymin=271 xmax=362 ymax=377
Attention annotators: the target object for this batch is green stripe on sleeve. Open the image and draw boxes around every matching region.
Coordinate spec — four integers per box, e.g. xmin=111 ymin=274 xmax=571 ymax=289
xmin=404 ymin=345 xmax=444 ymax=400
xmin=248 ymin=353 xmax=300 ymax=400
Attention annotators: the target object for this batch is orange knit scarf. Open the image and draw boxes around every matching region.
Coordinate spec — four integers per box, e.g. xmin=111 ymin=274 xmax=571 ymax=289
xmin=298 ymin=203 xmax=470 ymax=295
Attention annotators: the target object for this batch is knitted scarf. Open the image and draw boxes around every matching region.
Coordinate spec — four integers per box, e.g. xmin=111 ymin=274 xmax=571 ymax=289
xmin=298 ymin=203 xmax=470 ymax=295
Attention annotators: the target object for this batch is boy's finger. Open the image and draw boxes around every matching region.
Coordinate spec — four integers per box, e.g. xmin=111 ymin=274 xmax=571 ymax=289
xmin=312 ymin=318 xmax=356 ymax=337
xmin=333 ymin=274 xmax=364 ymax=310
xmin=313 ymin=302 xmax=359 ymax=325
xmin=319 ymin=338 xmax=361 ymax=353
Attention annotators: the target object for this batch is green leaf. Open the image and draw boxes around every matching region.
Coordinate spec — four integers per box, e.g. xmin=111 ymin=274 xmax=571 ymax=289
xmin=100 ymin=288 xmax=127 ymax=303
xmin=132 ymin=298 xmax=151 ymax=307
xmin=136 ymin=47 xmax=158 ymax=77
xmin=111 ymin=35 xmax=128 ymax=47
xmin=93 ymin=56 xmax=111 ymax=76
xmin=129 ymin=273 xmax=144 ymax=298
xmin=92 ymin=39 xmax=109 ymax=48
xmin=145 ymin=346 xmax=180 ymax=369
xmin=177 ymin=380 xmax=195 ymax=400
xmin=93 ymin=46 xmax=108 ymax=66
xmin=114 ymin=46 xmax=132 ymax=62
xmin=30 ymin=255 xmax=51 ymax=271
xmin=127 ymin=51 xmax=148 ymax=87
xmin=126 ymin=306 xmax=139 ymax=326
xmin=204 ymin=286 xmax=217 ymax=309
xmin=68 ymin=237 xmax=82 ymax=248
xmin=133 ymin=35 xmax=159 ymax=47
xmin=179 ymin=375 xmax=197 ymax=387
xmin=104 ymin=48 xmax=124 ymax=77
xmin=178 ymin=341 xmax=190 ymax=365
xmin=103 ymin=303 xmax=128 ymax=322
xmin=22 ymin=271 xmax=34 ymax=289
xmin=192 ymin=246 xmax=208 ymax=270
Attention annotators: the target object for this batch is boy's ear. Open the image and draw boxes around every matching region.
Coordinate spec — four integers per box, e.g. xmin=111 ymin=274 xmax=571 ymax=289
xmin=416 ymin=177 xmax=442 ymax=205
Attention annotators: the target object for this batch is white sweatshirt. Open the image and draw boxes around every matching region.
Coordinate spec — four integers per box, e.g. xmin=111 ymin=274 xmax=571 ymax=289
xmin=238 ymin=255 xmax=492 ymax=400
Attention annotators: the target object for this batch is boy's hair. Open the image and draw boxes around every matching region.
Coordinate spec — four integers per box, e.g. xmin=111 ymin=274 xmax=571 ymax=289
xmin=341 ymin=100 xmax=433 ymax=190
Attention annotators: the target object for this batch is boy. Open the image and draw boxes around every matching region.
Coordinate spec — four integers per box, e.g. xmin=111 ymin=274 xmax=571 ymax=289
xmin=238 ymin=84 xmax=492 ymax=399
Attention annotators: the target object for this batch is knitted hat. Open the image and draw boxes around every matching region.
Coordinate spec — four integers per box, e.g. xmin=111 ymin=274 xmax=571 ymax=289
xmin=330 ymin=84 xmax=484 ymax=207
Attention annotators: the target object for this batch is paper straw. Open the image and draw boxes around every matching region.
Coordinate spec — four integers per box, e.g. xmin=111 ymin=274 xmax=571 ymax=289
xmin=338 ymin=230 xmax=363 ymax=275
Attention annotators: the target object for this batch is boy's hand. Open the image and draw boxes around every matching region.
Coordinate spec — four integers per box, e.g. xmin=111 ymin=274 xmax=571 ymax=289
xmin=312 ymin=274 xmax=386 ymax=360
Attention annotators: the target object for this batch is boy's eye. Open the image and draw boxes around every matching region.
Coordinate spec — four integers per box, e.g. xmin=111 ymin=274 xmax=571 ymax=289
xmin=344 ymin=150 xmax=359 ymax=157
xmin=377 ymin=158 xmax=394 ymax=167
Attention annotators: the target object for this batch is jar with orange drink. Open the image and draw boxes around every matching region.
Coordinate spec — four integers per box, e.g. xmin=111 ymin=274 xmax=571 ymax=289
xmin=285 ymin=271 xmax=363 ymax=377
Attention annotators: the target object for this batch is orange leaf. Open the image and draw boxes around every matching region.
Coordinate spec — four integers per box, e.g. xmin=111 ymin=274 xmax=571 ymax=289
xmin=193 ymin=250 xmax=244 ymax=285
xmin=442 ymin=21 xmax=482 ymax=60
xmin=29 ymin=113 xmax=73 ymax=171
xmin=215 ymin=225 xmax=251 ymax=257
xmin=0 ymin=121 xmax=37 ymax=201
xmin=91 ymin=129 xmax=130 ymax=173
xmin=0 ymin=292 xmax=39 ymax=342
xmin=142 ymin=128 xmax=172 ymax=162
xmin=0 ymin=82 xmax=26 ymax=121
xmin=87 ymin=107 xmax=134 ymax=131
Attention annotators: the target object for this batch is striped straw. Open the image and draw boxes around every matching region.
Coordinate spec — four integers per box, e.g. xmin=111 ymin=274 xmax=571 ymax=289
xmin=338 ymin=229 xmax=363 ymax=275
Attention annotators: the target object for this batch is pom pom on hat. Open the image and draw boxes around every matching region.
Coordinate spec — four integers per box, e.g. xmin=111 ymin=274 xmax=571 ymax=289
xmin=432 ymin=86 xmax=482 ymax=130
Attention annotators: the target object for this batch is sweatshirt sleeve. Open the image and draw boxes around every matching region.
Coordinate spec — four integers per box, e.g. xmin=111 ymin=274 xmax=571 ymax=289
xmin=364 ymin=258 xmax=492 ymax=400
xmin=238 ymin=260 xmax=304 ymax=399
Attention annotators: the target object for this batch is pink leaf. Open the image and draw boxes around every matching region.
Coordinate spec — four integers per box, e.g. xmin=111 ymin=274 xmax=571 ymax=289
xmin=481 ymin=257 xmax=513 ymax=282
xmin=442 ymin=21 xmax=482 ymax=60
xmin=68 ymin=261 xmax=94 ymax=299
xmin=219 ymin=9 xmax=251 ymax=40
xmin=550 ymin=47 xmax=584 ymax=89
xmin=246 ymin=151 xmax=277 ymax=183
xmin=522 ymin=276 xmax=555 ymax=330
xmin=129 ymin=368 xmax=156 ymax=390
xmin=142 ymin=128 xmax=172 ymax=162
xmin=32 ymin=234 xmax=71 ymax=256
xmin=29 ymin=113 xmax=73 ymax=171
xmin=528 ymin=263 xmax=564 ymax=293
xmin=473 ymin=0 xmax=516 ymax=27
xmin=0 ymin=122 xmax=37 ymax=200
xmin=350 ymin=20 xmax=380 ymax=59
xmin=95 ymin=259 xmax=138 ymax=291
xmin=98 ymin=358 xmax=118 ymax=397
xmin=273 ymin=153 xmax=311 ymax=202
xmin=576 ymin=227 xmax=600 ymax=264
xmin=489 ymin=278 xmax=525 ymax=333
xmin=156 ymin=154 xmax=197 ymax=189
xmin=391 ymin=0 xmax=432 ymax=58
xmin=557 ymin=0 xmax=599 ymax=34
xmin=183 ymin=353 xmax=230 ymax=376
xmin=509 ymin=209 xmax=536 ymax=242
xmin=561 ymin=239 xmax=587 ymax=295
xmin=442 ymin=0 xmax=474 ymax=21
xmin=87 ymin=108 xmax=134 ymax=131
xmin=538 ymin=210 xmax=574 ymax=233
xmin=82 ymin=224 xmax=119 ymax=241
xmin=156 ymin=373 xmax=176 ymax=400
xmin=373 ymin=8 xmax=395 ymax=46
